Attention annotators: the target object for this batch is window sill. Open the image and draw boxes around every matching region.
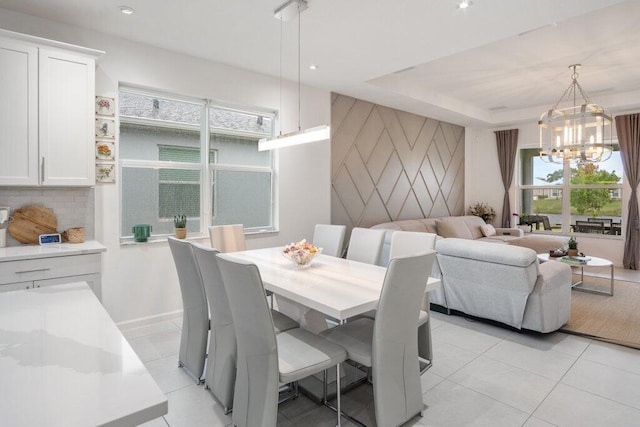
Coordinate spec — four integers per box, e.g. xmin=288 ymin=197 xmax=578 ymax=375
xmin=120 ymin=228 xmax=279 ymax=246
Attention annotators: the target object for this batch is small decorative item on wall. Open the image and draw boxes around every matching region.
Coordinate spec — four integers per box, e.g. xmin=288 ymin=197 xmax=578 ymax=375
xmin=95 ymin=140 xmax=115 ymax=161
xmin=96 ymin=163 xmax=116 ymax=183
xmin=95 ymin=118 xmax=115 ymax=139
xmin=95 ymin=96 xmax=115 ymax=116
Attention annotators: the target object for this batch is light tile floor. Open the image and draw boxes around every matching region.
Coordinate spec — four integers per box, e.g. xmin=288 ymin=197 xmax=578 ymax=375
xmin=124 ymin=309 xmax=640 ymax=427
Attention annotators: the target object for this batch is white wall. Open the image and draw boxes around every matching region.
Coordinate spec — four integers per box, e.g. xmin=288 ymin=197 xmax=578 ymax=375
xmin=465 ymin=121 xmax=628 ymax=266
xmin=0 ymin=9 xmax=331 ymax=324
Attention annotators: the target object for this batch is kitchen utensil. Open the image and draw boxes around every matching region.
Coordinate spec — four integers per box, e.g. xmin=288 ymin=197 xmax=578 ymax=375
xmin=132 ymin=224 xmax=152 ymax=242
xmin=8 ymin=205 xmax=58 ymax=244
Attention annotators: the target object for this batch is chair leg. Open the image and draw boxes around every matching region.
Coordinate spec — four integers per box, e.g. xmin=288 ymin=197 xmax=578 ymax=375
xmin=335 ymin=364 xmax=342 ymax=427
xmin=323 ymin=370 xmax=328 ymax=404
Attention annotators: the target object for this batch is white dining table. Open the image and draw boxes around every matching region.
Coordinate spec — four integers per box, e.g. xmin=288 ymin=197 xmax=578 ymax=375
xmin=226 ymin=247 xmax=441 ymax=321
xmin=0 ymin=282 xmax=168 ymax=427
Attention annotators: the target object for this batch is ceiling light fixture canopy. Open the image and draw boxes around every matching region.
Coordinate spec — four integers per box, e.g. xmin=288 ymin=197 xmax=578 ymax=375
xmin=538 ymin=64 xmax=612 ymax=164
xmin=457 ymin=1 xmax=473 ymax=10
xmin=118 ymin=5 xmax=134 ymax=15
xmin=259 ymin=0 xmax=330 ymax=151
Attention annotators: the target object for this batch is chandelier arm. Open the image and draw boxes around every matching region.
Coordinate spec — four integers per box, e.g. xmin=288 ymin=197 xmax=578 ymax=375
xmin=551 ymin=81 xmax=575 ymax=110
xmin=574 ymin=80 xmax=591 ymax=104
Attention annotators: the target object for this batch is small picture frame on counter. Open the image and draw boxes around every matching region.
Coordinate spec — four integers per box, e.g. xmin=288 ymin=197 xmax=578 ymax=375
xmin=95 ymin=118 xmax=115 ymax=139
xmin=95 ymin=140 xmax=115 ymax=161
xmin=96 ymin=162 xmax=116 ymax=183
xmin=95 ymin=96 xmax=115 ymax=116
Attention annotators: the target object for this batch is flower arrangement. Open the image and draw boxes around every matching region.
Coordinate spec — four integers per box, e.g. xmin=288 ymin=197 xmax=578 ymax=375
xmin=282 ymin=239 xmax=322 ymax=267
xmin=469 ymin=202 xmax=496 ymax=223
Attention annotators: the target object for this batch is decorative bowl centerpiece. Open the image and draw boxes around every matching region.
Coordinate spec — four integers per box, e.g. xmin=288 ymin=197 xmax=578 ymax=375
xmin=282 ymin=239 xmax=322 ymax=267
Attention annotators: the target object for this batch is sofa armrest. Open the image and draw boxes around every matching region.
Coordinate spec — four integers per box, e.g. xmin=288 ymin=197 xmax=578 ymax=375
xmin=495 ymin=228 xmax=524 ymax=237
xmin=537 ymin=261 xmax=572 ymax=292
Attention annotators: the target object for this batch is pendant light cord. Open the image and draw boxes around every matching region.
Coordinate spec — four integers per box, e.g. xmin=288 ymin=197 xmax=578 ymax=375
xmin=297 ymin=2 xmax=302 ymax=132
xmin=279 ymin=18 xmax=283 ymax=137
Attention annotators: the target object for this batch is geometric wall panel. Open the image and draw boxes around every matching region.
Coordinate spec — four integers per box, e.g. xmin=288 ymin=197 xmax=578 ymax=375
xmin=331 ymin=93 xmax=465 ymax=231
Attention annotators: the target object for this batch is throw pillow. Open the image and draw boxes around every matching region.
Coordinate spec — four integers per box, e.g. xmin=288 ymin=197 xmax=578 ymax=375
xmin=480 ymin=224 xmax=497 ymax=237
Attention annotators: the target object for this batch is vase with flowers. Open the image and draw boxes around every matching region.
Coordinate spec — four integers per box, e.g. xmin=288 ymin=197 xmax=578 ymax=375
xmin=469 ymin=202 xmax=496 ymax=224
xmin=282 ymin=239 xmax=322 ymax=267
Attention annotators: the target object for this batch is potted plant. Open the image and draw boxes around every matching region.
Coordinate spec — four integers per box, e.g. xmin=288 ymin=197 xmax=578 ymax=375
xmin=174 ymin=215 xmax=187 ymax=239
xmin=567 ymin=236 xmax=578 ymax=257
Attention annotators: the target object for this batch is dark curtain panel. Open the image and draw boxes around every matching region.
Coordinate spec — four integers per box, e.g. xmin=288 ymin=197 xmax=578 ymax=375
xmin=615 ymin=114 xmax=640 ymax=269
xmin=495 ymin=129 xmax=519 ymax=227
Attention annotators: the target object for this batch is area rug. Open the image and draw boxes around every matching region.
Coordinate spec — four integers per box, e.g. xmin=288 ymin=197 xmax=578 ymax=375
xmin=561 ymin=275 xmax=640 ymax=349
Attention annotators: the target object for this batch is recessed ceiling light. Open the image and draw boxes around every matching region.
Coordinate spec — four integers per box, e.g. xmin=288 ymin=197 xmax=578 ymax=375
xmin=457 ymin=0 xmax=473 ymax=9
xmin=309 ymin=64 xmax=318 ymax=70
xmin=119 ymin=6 xmax=135 ymax=15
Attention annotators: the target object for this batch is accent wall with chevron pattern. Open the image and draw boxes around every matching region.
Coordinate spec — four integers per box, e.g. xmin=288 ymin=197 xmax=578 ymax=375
xmin=331 ymin=93 xmax=465 ymax=230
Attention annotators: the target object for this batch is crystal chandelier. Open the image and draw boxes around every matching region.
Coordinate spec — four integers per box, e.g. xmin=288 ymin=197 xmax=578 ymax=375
xmin=538 ymin=64 xmax=612 ymax=164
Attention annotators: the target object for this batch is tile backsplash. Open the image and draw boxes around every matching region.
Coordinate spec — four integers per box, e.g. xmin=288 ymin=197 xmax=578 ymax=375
xmin=0 ymin=188 xmax=95 ymax=246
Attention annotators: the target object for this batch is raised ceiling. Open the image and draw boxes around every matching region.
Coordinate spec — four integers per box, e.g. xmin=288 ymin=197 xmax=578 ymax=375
xmin=0 ymin=0 xmax=638 ymax=126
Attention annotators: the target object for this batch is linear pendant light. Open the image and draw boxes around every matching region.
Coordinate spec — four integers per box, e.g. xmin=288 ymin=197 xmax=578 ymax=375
xmin=259 ymin=0 xmax=330 ymax=151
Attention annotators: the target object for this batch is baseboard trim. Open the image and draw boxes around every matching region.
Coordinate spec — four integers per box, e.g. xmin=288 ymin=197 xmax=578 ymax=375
xmin=116 ymin=309 xmax=183 ymax=331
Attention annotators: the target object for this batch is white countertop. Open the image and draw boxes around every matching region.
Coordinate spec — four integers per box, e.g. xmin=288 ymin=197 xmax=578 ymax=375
xmin=0 ymin=282 xmax=168 ymax=426
xmin=0 ymin=240 xmax=106 ymax=262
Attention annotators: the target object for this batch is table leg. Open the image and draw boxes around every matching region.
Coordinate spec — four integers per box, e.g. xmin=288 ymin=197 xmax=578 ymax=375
xmin=571 ymin=265 xmax=614 ymax=296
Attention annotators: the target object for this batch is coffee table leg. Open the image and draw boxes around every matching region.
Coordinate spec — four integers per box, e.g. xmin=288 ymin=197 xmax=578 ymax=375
xmin=571 ymin=265 xmax=614 ymax=296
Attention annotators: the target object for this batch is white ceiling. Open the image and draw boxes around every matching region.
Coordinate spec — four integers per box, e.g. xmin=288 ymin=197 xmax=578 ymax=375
xmin=0 ymin=0 xmax=638 ymax=127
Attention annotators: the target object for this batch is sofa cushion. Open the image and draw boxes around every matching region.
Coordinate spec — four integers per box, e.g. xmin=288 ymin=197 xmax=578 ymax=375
xmin=437 ymin=238 xmax=537 ymax=268
xmin=481 ymin=235 xmax=520 ymax=243
xmin=480 ymin=224 xmax=496 ymax=237
xmin=460 ymin=216 xmax=486 ymax=239
xmin=508 ymin=235 xmax=568 ymax=253
xmin=436 ymin=219 xmax=474 ymax=240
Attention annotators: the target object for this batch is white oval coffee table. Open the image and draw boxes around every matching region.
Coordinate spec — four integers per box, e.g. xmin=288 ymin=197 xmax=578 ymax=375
xmin=537 ymin=253 xmax=614 ymax=296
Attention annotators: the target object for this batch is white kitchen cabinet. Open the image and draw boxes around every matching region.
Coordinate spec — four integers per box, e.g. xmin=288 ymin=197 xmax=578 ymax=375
xmin=0 ymin=30 xmax=103 ymax=187
xmin=0 ymin=242 xmax=106 ymax=299
xmin=0 ymin=38 xmax=38 ymax=185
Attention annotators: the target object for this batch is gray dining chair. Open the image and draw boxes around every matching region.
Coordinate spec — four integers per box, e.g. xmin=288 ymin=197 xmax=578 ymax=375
xmin=389 ymin=231 xmax=439 ymax=369
xmin=346 ymin=227 xmax=386 ymax=265
xmin=191 ymin=243 xmax=299 ymax=414
xmin=210 ymin=223 xmax=275 ymax=307
xmin=167 ymin=236 xmax=208 ymax=383
xmin=321 ymin=251 xmax=436 ymax=427
xmin=216 ymin=253 xmax=347 ymax=427
xmin=313 ymin=224 xmax=347 ymax=258
xmin=209 ymin=224 xmax=246 ymax=252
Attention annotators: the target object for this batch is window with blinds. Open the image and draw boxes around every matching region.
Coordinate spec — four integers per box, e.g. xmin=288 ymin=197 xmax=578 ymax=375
xmin=119 ymin=87 xmax=275 ymax=241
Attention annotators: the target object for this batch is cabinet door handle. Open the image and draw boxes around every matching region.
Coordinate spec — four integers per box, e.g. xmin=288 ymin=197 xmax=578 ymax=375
xmin=41 ymin=157 xmax=45 ymax=183
xmin=15 ymin=268 xmax=51 ymax=274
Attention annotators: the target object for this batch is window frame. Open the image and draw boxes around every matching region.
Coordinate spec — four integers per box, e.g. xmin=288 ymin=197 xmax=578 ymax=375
xmin=517 ymin=145 xmax=623 ymax=237
xmin=118 ymin=86 xmax=278 ymax=243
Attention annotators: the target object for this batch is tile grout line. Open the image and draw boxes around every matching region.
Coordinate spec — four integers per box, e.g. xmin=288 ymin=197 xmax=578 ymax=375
xmin=523 ymin=339 xmax=594 ymax=425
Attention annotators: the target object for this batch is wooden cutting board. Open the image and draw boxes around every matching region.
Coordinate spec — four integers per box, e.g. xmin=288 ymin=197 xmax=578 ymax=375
xmin=8 ymin=205 xmax=58 ymax=244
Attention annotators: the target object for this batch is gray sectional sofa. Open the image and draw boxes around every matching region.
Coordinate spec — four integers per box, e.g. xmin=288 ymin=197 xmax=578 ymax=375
xmin=371 ymin=216 xmax=573 ymax=332
xmin=436 ymin=238 xmax=572 ymax=332
xmin=371 ymin=215 xmax=569 ymax=254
